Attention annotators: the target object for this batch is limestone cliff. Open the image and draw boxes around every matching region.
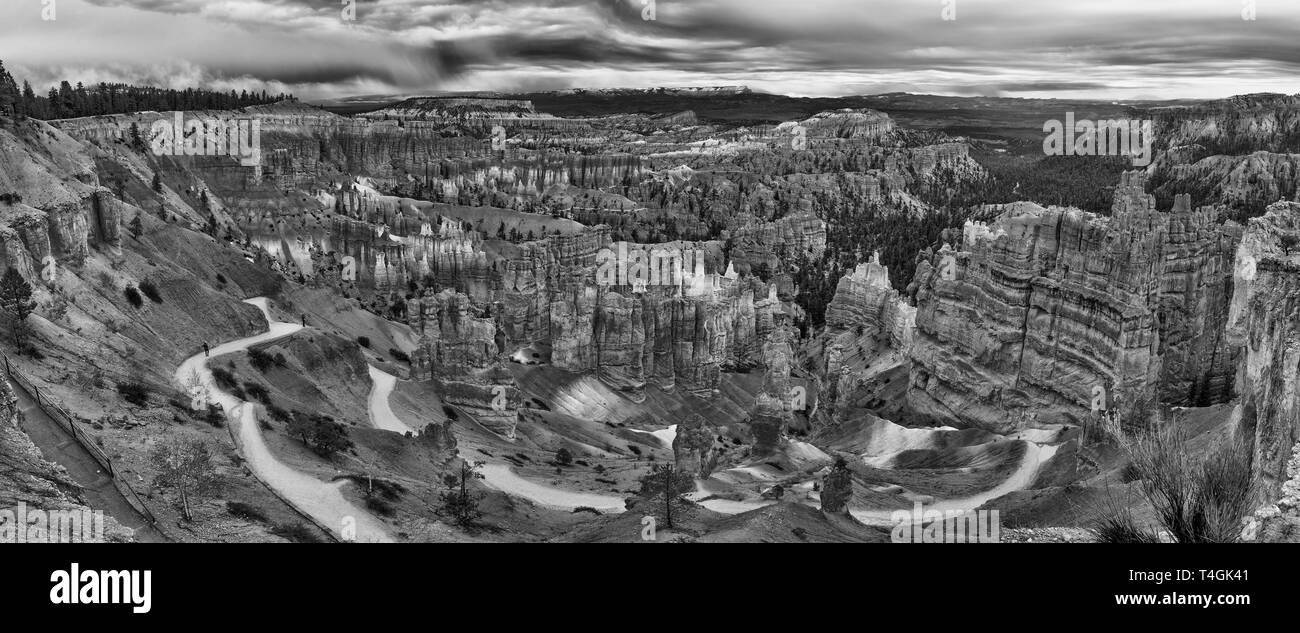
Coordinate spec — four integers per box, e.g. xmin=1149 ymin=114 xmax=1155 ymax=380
xmin=907 ymin=172 xmax=1239 ymax=431
xmin=1226 ymin=202 xmax=1300 ymax=515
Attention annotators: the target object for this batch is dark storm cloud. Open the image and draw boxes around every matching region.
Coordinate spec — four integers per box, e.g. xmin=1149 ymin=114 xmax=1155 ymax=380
xmin=2 ymin=0 xmax=1297 ymax=99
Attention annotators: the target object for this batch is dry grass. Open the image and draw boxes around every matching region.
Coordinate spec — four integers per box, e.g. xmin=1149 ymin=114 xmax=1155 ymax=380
xmin=1093 ymin=406 xmax=1255 ymax=543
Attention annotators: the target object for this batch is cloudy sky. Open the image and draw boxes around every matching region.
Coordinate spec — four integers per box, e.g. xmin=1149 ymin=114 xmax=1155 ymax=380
xmin=0 ymin=0 xmax=1297 ymax=102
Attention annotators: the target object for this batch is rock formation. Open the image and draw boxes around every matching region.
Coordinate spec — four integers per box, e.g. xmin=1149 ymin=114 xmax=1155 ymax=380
xmin=908 ymin=172 xmax=1240 ymax=432
xmin=1226 ymin=202 xmax=1300 ymax=510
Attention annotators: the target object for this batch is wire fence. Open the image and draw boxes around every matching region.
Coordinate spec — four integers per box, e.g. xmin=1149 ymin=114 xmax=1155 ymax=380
xmin=0 ymin=352 xmax=160 ymax=528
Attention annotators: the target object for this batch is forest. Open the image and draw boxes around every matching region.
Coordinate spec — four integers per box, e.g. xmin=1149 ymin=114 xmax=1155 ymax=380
xmin=0 ymin=60 xmax=291 ymax=121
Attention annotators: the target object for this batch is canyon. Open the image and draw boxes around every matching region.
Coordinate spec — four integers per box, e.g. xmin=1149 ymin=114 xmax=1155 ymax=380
xmin=0 ymin=89 xmax=1295 ymax=543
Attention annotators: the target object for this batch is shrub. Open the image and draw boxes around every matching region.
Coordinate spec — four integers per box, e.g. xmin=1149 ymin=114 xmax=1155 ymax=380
xmin=139 ymin=279 xmax=163 ymax=303
xmin=116 ymin=381 xmax=150 ymax=406
xmin=215 ymin=273 xmax=227 ymax=284
xmin=287 ymin=413 xmax=353 ymax=457
xmin=210 ymin=367 xmax=239 ymax=391
xmin=226 ymin=501 xmax=268 ymax=523
xmin=1091 ymin=493 xmax=1162 ymax=543
xmin=204 ymin=404 xmax=225 ymax=428
xmin=266 ymin=404 xmax=293 ymax=423
xmin=247 ymin=348 xmax=274 ymax=372
xmin=1096 ymin=407 xmax=1257 ymax=543
xmin=272 ymin=522 xmax=324 ymax=543
xmin=365 ymin=497 xmax=395 ymax=517
xmin=356 ymin=336 xmax=371 ymax=348
xmin=389 ymin=348 xmax=410 ymax=363
xmin=123 ymin=286 xmax=143 ymax=308
xmin=555 ymin=447 xmax=574 ymax=466
xmin=242 ymin=381 xmax=269 ymax=403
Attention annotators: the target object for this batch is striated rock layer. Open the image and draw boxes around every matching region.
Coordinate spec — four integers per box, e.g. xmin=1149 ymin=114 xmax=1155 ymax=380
xmin=907 ymin=172 xmax=1241 ymax=432
xmin=1226 ymin=202 xmax=1300 ymax=514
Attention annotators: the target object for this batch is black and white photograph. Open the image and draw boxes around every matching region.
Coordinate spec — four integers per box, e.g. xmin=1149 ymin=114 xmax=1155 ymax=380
xmin=0 ymin=0 xmax=1293 ymax=616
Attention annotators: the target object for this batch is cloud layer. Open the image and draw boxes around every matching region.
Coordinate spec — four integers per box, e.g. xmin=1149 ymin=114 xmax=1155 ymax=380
xmin=1 ymin=0 xmax=1296 ymax=101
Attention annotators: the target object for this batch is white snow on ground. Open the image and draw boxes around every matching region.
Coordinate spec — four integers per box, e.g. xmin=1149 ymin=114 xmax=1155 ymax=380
xmin=477 ymin=463 xmax=626 ymax=513
xmin=692 ymin=436 xmax=1062 ymax=524
xmin=848 ymin=441 xmax=1061 ymax=525
xmin=367 ymin=365 xmax=416 ymax=434
xmin=855 ymin=419 xmax=955 ymax=468
xmin=689 ymin=480 xmax=772 ymax=514
xmin=175 ymin=298 xmax=394 ymax=543
xmin=627 ymin=424 xmax=677 ymax=448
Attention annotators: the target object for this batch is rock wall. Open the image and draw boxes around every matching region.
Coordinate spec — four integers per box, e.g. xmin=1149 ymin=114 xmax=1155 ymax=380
xmin=907 ymin=172 xmax=1238 ymax=432
xmin=1226 ymin=202 xmax=1300 ymax=506
xmin=825 ymin=253 xmax=916 ymax=351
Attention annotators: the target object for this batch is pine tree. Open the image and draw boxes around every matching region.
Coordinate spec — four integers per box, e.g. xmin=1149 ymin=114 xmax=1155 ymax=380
xmin=439 ymin=461 xmax=485 ymax=527
xmin=150 ymin=438 xmax=220 ymax=522
xmin=637 ymin=463 xmax=694 ymax=529
xmin=129 ymin=122 xmax=145 ymax=152
xmin=0 ymin=61 xmax=19 ymax=121
xmin=0 ymin=267 xmax=36 ymax=347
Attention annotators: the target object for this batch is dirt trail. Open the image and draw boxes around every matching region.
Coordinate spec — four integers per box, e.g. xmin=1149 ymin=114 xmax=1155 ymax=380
xmin=366 ymin=366 xmax=415 ymax=434
xmin=176 ymin=297 xmax=393 ymax=543
xmin=695 ymin=437 xmax=1061 ymax=525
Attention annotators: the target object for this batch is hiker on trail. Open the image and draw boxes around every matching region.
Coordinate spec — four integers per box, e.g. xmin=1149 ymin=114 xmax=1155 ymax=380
xmin=301 ymin=314 xmax=307 ymax=327
xmin=203 ymin=342 xmax=209 ymax=357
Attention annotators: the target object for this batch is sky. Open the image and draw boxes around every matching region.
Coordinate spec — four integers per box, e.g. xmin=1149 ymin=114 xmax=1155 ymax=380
xmin=0 ymin=0 xmax=1297 ymax=102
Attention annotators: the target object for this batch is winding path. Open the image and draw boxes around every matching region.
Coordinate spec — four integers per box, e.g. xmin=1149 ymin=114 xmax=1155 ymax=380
xmin=477 ymin=464 xmax=626 ymax=513
xmin=693 ymin=438 xmax=1060 ymax=525
xmin=366 ymin=366 xmax=415 ymax=434
xmin=363 ymin=362 xmax=626 ymax=513
xmin=176 ymin=298 xmax=393 ymax=543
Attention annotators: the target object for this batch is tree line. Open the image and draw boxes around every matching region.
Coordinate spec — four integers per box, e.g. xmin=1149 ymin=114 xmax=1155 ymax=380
xmin=0 ymin=59 xmax=292 ymax=121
